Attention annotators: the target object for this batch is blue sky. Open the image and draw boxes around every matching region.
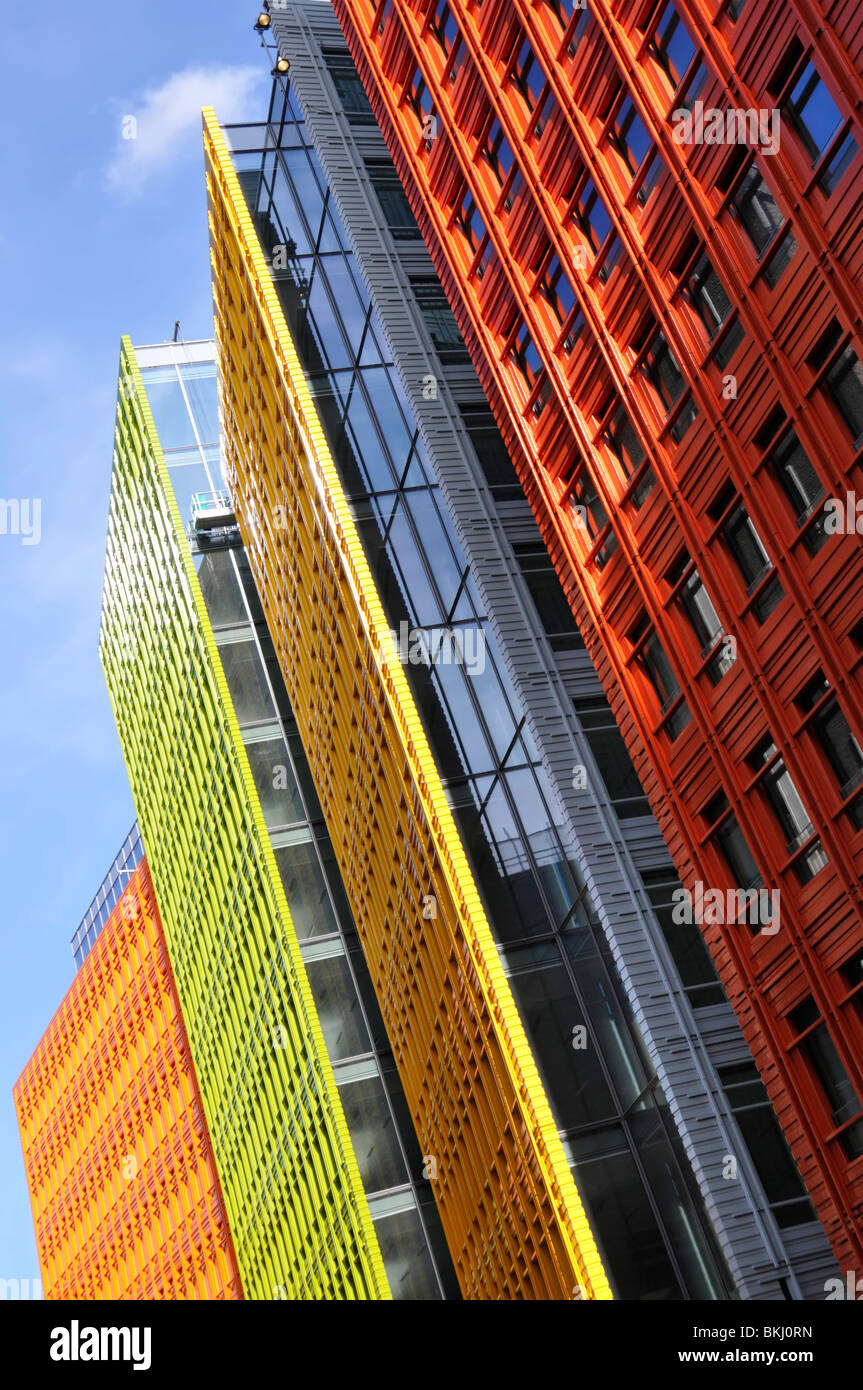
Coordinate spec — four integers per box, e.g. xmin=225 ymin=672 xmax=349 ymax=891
xmin=0 ymin=0 xmax=273 ymax=1290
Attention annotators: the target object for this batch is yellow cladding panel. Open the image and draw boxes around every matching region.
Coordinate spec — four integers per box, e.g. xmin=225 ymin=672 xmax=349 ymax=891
xmin=203 ymin=108 xmax=612 ymax=1302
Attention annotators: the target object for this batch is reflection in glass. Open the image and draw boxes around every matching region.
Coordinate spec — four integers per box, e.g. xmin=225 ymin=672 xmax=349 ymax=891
xmin=273 ymin=841 xmax=340 ymax=939
xmin=338 ymin=1075 xmax=409 ymax=1193
xmin=374 ymin=1206 xmax=441 ymax=1300
xmin=166 ymin=457 xmax=215 ymax=533
xmin=505 ymin=943 xmax=617 ymax=1131
xmin=217 ymin=639 xmax=276 ymax=724
xmin=569 ymin=1125 xmax=681 ymax=1300
xmin=629 ymin=1106 xmax=725 ymax=1298
xmin=180 ymin=367 xmax=220 ymax=444
xmin=305 ymin=952 xmax=370 ymax=1059
xmin=562 ymin=929 xmax=644 ymax=1111
xmin=143 ymin=376 xmax=197 ymax=447
xmin=197 ymin=550 xmax=248 ymax=628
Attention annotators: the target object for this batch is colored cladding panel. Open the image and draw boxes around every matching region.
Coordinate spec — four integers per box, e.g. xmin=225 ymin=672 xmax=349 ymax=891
xmin=99 ymin=338 xmax=390 ymax=1301
xmin=14 ymin=860 xmax=242 ymax=1301
xmin=331 ymin=0 xmax=863 ymax=1266
xmin=204 ymin=108 xmax=611 ymax=1302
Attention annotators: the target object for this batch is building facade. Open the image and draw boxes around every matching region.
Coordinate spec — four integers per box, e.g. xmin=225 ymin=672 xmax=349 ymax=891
xmin=253 ymin=0 xmax=842 ymax=1299
xmin=100 ymin=335 xmax=463 ymax=1299
xmin=323 ymin=0 xmax=863 ymax=1268
xmin=15 ymin=857 xmax=242 ymax=1300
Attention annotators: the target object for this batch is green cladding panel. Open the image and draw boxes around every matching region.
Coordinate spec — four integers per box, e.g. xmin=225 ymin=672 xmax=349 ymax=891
xmin=99 ymin=337 xmax=390 ymax=1300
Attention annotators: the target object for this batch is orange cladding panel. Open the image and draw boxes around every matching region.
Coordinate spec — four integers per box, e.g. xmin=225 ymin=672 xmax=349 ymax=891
xmin=14 ymin=860 xmax=243 ymax=1300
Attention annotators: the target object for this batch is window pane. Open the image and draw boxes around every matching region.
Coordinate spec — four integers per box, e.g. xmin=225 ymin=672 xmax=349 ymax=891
xmin=144 ymin=377 xmax=197 ymax=447
xmin=803 ymin=1025 xmax=862 ymax=1130
xmin=733 ymin=166 xmax=783 ymax=255
xmin=217 ymin=638 xmax=276 ymax=724
xmin=197 ymin=551 xmax=248 ymax=627
xmin=505 ymin=945 xmax=617 ymax=1130
xmin=719 ymin=1063 xmax=813 ymax=1224
xmin=244 ymin=738 xmax=306 ymax=827
xmin=306 ymin=951 xmax=371 ymax=1060
xmin=826 ymin=347 xmax=863 ymax=441
xmin=338 ymin=1075 xmax=409 ymax=1192
xmin=569 ymin=1125 xmax=681 ymax=1300
xmin=642 ymin=873 xmax=724 ymax=1007
xmin=374 ymin=1206 xmax=441 ymax=1300
xmin=180 ymin=367 xmax=220 ymax=443
xmin=786 ymin=63 xmax=842 ymax=163
xmin=274 ymin=841 xmax=341 ymax=939
xmin=716 ymin=815 xmax=762 ymax=889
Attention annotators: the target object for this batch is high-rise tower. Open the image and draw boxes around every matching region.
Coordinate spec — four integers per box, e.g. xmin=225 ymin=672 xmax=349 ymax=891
xmin=323 ymin=0 xmax=863 ymax=1268
xmin=200 ymin=0 xmax=842 ymax=1293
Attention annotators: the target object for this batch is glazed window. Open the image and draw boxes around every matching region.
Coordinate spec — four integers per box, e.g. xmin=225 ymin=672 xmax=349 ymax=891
xmin=510 ymin=323 xmax=543 ymax=392
xmin=538 ymin=255 xmax=577 ymax=328
xmin=480 ymin=118 xmax=515 ymax=186
xmin=643 ymin=330 xmax=685 ymax=410
xmin=428 ymin=0 xmax=459 ymax=56
xmin=797 ymin=673 xmax=863 ymax=828
xmin=510 ymin=38 xmax=545 ymax=111
xmin=648 ymin=3 xmax=696 ymax=92
xmin=718 ymin=1062 xmax=814 ymax=1227
xmin=563 ymin=308 xmax=586 ymax=354
xmin=574 ymin=697 xmax=651 ymax=817
xmin=641 ymin=331 xmax=697 ymax=440
xmin=373 ymin=0 xmax=392 ymax=37
xmin=459 ymin=403 xmax=523 ymax=500
xmin=730 ymin=164 xmax=785 ymax=256
xmin=767 ymin=428 xmax=827 ymax=553
xmin=605 ymin=402 xmax=645 ymax=475
xmin=569 ymin=469 xmax=617 ymax=568
xmin=572 ymin=177 xmax=612 ymax=254
xmin=412 ymin=278 xmax=469 ymax=363
xmin=704 ymin=792 xmax=762 ymax=896
xmin=670 ymin=556 xmax=735 ymax=684
xmin=818 ymin=130 xmax=858 ymax=195
xmin=455 ymin=187 xmax=486 ymax=255
xmin=322 ymin=50 xmax=376 ymax=126
xmin=824 ymin=346 xmax=863 ymax=444
xmin=531 ymin=91 xmax=556 ymax=141
xmin=682 ymin=254 xmax=744 ymax=366
xmin=719 ymin=501 xmax=784 ymax=622
xmin=513 ymin=544 xmax=583 ymax=650
xmin=789 ymin=999 xmax=863 ymax=1159
xmin=632 ymin=621 xmax=692 ymax=738
xmin=603 ymin=401 xmax=655 ymax=506
xmin=610 ymin=97 xmax=652 ymax=178
xmin=406 ymin=67 xmax=433 ymax=126
xmin=366 ymin=161 xmax=421 ymax=239
xmin=839 ymin=953 xmax=863 ymax=1026
xmin=784 ymin=60 xmax=850 ymax=166
xmin=761 ymin=227 xmax=799 ymax=288
xmin=544 ymin=0 xmax=581 ymax=29
xmin=641 ymin=867 xmax=724 ymax=1009
xmin=748 ymin=738 xmax=827 ymax=882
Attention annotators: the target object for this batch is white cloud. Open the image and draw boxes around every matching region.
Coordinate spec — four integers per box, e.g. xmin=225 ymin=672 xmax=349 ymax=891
xmin=105 ymin=65 xmax=262 ymax=199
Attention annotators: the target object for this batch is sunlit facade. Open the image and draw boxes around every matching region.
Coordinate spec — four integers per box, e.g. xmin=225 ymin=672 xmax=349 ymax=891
xmin=327 ymin=0 xmax=863 ymax=1271
xmin=15 ymin=858 xmax=242 ymax=1300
